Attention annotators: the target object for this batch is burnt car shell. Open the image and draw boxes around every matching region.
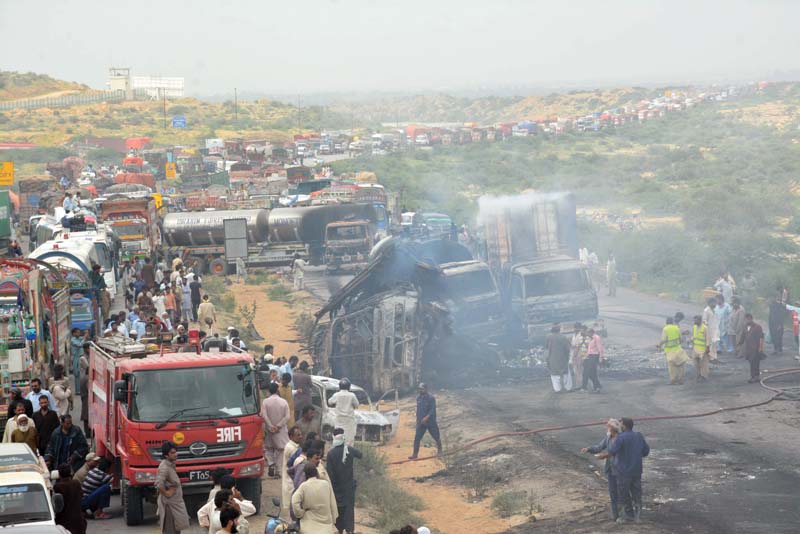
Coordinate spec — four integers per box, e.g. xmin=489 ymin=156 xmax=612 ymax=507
xmin=311 ymin=376 xmax=399 ymax=443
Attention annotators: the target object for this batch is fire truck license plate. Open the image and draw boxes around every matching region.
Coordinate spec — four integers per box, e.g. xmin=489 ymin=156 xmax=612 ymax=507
xmin=188 ymin=470 xmax=211 ymax=482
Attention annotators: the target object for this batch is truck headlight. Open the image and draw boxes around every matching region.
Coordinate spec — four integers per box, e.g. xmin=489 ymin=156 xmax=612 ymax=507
xmin=134 ymin=471 xmax=156 ymax=483
xmin=238 ymin=462 xmax=263 ymax=477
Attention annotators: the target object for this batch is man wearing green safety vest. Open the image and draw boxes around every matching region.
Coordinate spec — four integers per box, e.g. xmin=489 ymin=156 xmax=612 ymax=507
xmin=658 ymin=317 xmax=688 ymax=385
xmin=691 ymin=315 xmax=711 ymax=382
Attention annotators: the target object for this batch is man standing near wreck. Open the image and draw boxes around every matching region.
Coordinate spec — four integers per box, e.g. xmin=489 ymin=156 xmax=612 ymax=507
xmin=409 ymin=383 xmax=442 ymax=459
xmin=546 ymin=324 xmax=573 ymax=392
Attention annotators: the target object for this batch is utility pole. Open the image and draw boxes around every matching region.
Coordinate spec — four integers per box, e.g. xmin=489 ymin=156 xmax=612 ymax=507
xmin=162 ymin=88 xmax=167 ymax=129
xmin=234 ymin=87 xmax=238 ymax=122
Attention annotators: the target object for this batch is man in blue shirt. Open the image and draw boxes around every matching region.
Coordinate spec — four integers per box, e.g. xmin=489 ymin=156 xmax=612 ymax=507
xmin=26 ymin=378 xmax=55 ymax=409
xmin=608 ymin=417 xmax=650 ymax=523
xmin=409 ymin=383 xmax=442 ymax=459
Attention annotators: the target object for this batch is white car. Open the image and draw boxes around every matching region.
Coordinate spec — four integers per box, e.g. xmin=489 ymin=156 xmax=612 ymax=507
xmin=0 ymin=470 xmax=66 ymax=531
xmin=310 ymin=376 xmax=399 ymax=442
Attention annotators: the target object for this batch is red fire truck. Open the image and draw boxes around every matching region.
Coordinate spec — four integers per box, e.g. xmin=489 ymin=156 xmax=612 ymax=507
xmin=89 ymin=337 xmax=264 ymax=525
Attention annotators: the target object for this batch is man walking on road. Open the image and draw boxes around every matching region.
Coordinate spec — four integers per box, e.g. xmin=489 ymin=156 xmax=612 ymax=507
xmin=658 ymin=317 xmax=688 ymax=385
xmin=409 ymin=383 xmax=442 ymax=459
xmin=197 ymin=294 xmax=217 ymax=333
xmin=545 ymin=324 xmax=573 ymax=392
xmin=608 ymin=417 xmax=650 ymax=524
xmin=581 ymin=418 xmax=622 ymax=521
xmin=691 ymin=315 xmax=711 ymax=382
xmin=292 ymin=253 xmax=306 ymax=290
xmin=741 ymin=313 xmax=765 ymax=383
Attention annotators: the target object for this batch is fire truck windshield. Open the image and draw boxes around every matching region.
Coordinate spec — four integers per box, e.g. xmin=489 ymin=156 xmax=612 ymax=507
xmin=129 ymin=364 xmax=258 ymax=422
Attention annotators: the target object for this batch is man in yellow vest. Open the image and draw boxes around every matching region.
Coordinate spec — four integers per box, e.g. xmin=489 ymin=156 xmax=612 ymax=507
xmin=692 ymin=315 xmax=711 ymax=382
xmin=658 ymin=317 xmax=688 ymax=385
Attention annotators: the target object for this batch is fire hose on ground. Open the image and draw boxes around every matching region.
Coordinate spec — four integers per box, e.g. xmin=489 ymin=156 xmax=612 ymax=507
xmin=389 ymin=367 xmax=800 ymax=465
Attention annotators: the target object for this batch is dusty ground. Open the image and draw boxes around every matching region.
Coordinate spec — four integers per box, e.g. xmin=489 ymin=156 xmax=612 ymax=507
xmin=227 ymin=279 xmax=306 ymax=359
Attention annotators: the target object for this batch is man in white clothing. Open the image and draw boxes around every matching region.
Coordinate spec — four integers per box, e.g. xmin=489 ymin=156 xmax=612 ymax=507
xmin=702 ymin=298 xmax=720 ymax=362
xmin=328 ymin=378 xmax=359 ymax=445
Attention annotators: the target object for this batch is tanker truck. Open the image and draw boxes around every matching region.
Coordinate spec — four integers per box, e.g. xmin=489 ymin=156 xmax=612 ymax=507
xmin=161 ymin=203 xmax=389 ymax=273
xmin=160 ymin=209 xmax=294 ymax=274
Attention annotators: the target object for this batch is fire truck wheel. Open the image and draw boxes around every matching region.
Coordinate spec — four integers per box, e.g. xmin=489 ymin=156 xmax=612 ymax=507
xmin=237 ymin=477 xmax=262 ymax=513
xmin=209 ymin=258 xmax=227 ymax=275
xmin=122 ymin=479 xmax=144 ymax=526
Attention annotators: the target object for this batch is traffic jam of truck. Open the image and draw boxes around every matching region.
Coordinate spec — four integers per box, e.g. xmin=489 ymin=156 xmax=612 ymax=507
xmin=0 ymin=136 xmax=601 ymax=529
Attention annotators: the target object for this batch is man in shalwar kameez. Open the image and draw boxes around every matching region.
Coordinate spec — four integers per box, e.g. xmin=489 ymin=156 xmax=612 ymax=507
xmin=261 ymin=382 xmax=291 ymax=478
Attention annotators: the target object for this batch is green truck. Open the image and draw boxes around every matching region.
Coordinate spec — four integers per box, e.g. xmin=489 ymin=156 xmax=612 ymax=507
xmin=0 ymin=191 xmax=12 ymax=255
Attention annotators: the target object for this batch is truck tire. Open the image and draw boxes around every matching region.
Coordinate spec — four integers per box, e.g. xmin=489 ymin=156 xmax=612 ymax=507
xmin=209 ymin=258 xmax=227 ymax=275
xmin=122 ymin=479 xmax=144 ymax=526
xmin=237 ymin=477 xmax=262 ymax=513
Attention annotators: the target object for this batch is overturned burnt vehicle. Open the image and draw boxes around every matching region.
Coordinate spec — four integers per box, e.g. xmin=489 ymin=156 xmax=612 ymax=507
xmin=311 ymin=237 xmax=503 ymax=395
xmin=311 ymin=192 xmax=600 ymax=395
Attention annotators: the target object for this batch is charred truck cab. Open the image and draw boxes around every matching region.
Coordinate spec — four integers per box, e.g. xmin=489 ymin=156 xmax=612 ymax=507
xmin=324 ymin=219 xmax=374 ymax=273
xmin=508 ymin=256 xmax=597 ymax=340
xmin=436 ymin=260 xmax=504 ymax=343
xmin=89 ymin=338 xmax=264 ymax=526
xmin=480 ymin=191 xmax=600 ymax=344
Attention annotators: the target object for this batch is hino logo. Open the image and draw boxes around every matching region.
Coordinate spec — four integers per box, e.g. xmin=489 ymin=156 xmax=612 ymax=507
xmin=189 ymin=441 xmax=208 ymax=456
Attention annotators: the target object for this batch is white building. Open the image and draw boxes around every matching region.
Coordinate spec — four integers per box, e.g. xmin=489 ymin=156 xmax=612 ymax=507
xmin=106 ymin=68 xmax=184 ymax=99
xmin=132 ymin=76 xmax=184 ymax=99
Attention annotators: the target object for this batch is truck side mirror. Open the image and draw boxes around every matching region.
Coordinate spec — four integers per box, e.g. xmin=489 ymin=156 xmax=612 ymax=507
xmin=52 ymin=493 xmax=64 ymax=514
xmin=113 ymin=380 xmax=128 ymax=403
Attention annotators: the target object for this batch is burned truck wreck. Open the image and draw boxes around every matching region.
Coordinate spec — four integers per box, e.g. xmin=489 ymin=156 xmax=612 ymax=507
xmin=311 ymin=237 xmax=503 ymax=395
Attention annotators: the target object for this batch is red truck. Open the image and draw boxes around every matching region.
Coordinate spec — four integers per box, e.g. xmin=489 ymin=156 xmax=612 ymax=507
xmin=89 ymin=337 xmax=264 ymax=525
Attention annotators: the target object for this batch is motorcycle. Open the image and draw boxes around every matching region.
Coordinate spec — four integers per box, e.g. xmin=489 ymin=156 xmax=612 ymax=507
xmin=265 ymin=497 xmax=300 ymax=534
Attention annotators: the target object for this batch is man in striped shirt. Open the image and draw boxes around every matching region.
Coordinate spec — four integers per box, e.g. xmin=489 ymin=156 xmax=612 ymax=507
xmin=81 ymin=457 xmax=113 ymax=519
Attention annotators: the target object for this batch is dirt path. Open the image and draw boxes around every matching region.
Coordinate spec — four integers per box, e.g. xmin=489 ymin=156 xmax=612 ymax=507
xmin=382 ymin=398 xmax=529 ymax=534
xmin=227 ymin=281 xmax=304 ymax=359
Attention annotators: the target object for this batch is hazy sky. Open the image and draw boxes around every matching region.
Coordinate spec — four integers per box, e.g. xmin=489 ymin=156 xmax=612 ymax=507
xmin=2 ymin=0 xmax=798 ymax=96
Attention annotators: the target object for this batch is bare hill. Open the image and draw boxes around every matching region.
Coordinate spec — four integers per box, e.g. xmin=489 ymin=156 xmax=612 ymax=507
xmin=0 ymin=71 xmax=89 ymax=101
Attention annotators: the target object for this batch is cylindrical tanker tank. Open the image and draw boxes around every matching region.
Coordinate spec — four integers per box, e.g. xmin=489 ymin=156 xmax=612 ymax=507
xmin=267 ymin=204 xmax=377 ymax=244
xmin=162 ymin=209 xmax=270 ymax=247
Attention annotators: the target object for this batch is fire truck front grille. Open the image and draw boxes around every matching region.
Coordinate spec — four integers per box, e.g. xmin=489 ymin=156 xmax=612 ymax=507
xmin=147 ymin=441 xmax=246 ymax=462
